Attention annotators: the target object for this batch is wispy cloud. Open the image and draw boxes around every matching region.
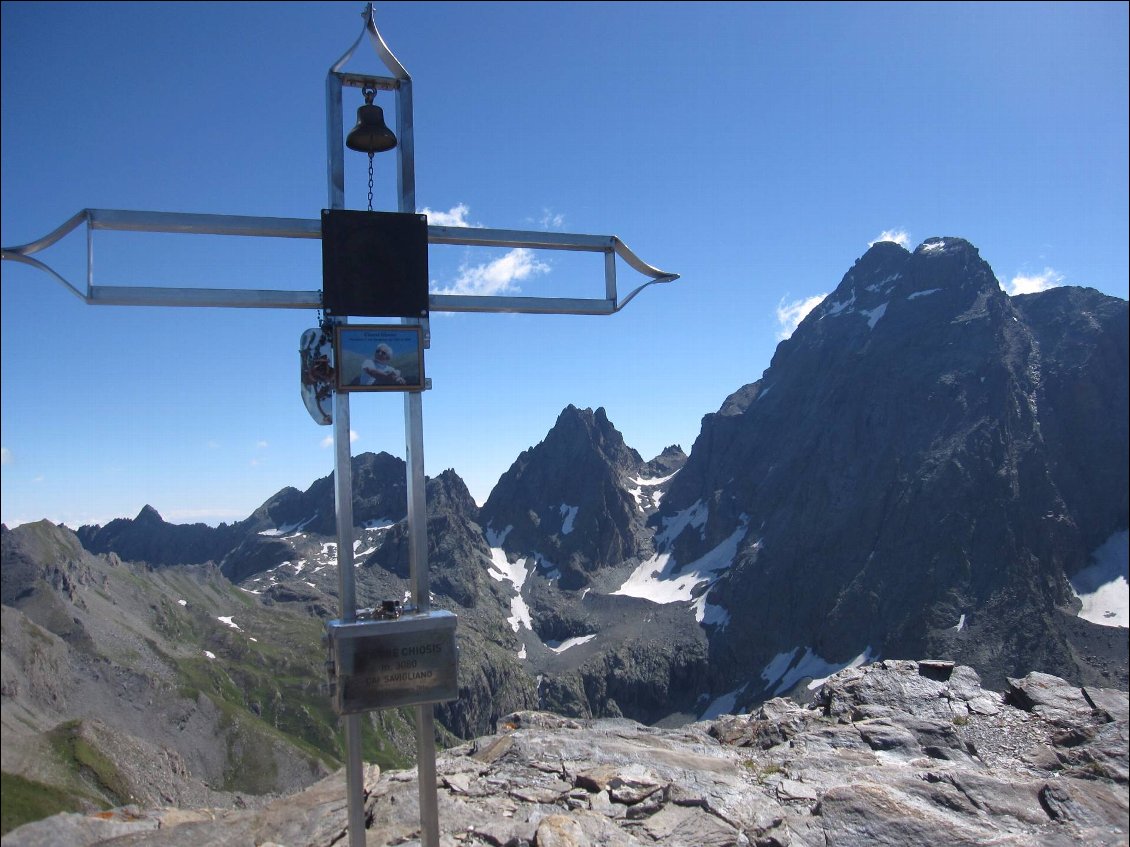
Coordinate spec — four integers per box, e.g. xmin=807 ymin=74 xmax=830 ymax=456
xmin=422 ymin=203 xmax=553 ymax=296
xmin=419 ymin=203 xmax=476 ymax=228
xmin=434 ymin=248 xmax=551 ymax=297
xmin=1 ymin=447 xmax=11 ymax=465
xmin=869 ymin=229 xmax=911 ymax=248
xmin=1008 ymin=267 xmax=1064 ymax=296
xmin=321 ymin=430 xmax=359 ymax=448
xmin=256 ymin=440 xmax=269 ymax=449
xmin=538 ymin=209 xmax=565 ymax=230
xmin=776 ymin=294 xmax=827 ymax=340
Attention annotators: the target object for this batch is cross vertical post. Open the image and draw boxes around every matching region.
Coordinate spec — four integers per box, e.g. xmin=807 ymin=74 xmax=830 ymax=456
xmin=327 ymin=6 xmax=440 ymax=845
xmin=326 ymin=41 xmax=364 ymax=847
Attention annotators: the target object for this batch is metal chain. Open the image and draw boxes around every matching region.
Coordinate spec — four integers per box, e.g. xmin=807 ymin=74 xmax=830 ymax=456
xmin=367 ymin=153 xmax=375 ymax=211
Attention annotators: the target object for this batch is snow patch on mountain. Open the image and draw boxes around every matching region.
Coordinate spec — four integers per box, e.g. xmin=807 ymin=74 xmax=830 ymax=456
xmin=865 ymin=273 xmax=901 ymax=293
xmin=627 ymin=472 xmax=677 ymax=512
xmin=258 ymin=515 xmax=316 ymax=537
xmin=613 ymin=516 xmax=749 ymax=606
xmin=693 ymin=593 xmax=732 ymax=628
xmin=559 ymin=504 xmax=578 ymax=535
xmin=761 ymin=645 xmax=877 ymax=696
xmin=546 ymin=634 xmax=596 ymax=653
xmin=486 ymin=525 xmax=513 ymax=548
xmin=534 ymin=552 xmax=560 ymax=581
xmin=908 ymin=288 xmax=942 ymax=300
xmin=824 ymin=292 xmax=856 ymax=318
xmin=861 ymin=301 xmax=888 ymax=329
xmin=1070 ymin=530 xmax=1129 ymax=628
xmin=632 ymin=473 xmax=678 ymax=487
xmin=656 ymin=500 xmax=709 ymax=548
xmin=485 ymin=536 xmax=533 ymax=636
xmin=699 ymin=683 xmax=748 ymax=720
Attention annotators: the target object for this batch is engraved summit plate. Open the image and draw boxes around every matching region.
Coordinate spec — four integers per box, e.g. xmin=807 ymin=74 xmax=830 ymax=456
xmin=325 ymin=611 xmax=458 ymax=714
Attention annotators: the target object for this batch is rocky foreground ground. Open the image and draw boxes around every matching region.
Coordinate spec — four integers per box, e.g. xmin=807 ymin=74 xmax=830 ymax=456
xmin=4 ymin=660 xmax=1127 ymax=847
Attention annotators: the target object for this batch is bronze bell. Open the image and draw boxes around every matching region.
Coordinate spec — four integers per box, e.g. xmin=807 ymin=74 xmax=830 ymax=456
xmin=346 ymin=90 xmax=397 ymax=154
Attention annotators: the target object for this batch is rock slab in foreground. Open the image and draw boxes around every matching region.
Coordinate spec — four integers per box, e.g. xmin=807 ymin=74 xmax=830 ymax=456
xmin=3 ymin=661 xmax=1127 ymax=847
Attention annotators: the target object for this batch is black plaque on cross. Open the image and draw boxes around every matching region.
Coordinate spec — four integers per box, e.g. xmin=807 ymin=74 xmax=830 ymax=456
xmin=321 ymin=209 xmax=429 ymax=317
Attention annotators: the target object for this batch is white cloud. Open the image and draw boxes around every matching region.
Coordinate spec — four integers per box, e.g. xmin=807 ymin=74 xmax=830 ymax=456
xmin=419 ymin=203 xmax=476 ymax=228
xmin=420 ymin=204 xmax=554 ymax=296
xmin=1008 ymin=267 xmax=1064 ymax=296
xmin=256 ymin=440 xmax=268 ymax=449
xmin=434 ymin=248 xmax=550 ymax=297
xmin=869 ymin=229 xmax=911 ymax=248
xmin=321 ymin=430 xmax=359 ymax=448
xmin=1 ymin=447 xmax=11 ymax=465
xmin=776 ymin=294 xmax=827 ymax=340
xmin=538 ymin=209 xmax=565 ymax=230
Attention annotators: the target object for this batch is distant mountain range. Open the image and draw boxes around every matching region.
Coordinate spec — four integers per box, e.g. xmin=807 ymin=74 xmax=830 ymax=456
xmin=4 ymin=235 xmax=1126 ymax=828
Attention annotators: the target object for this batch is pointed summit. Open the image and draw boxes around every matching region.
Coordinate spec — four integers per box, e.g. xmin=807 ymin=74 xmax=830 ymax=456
xmin=480 ymin=405 xmax=647 ymax=589
xmin=135 ymin=504 xmax=164 ymax=524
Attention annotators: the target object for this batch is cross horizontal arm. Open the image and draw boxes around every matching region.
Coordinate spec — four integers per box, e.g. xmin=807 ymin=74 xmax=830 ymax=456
xmin=2 ymin=209 xmax=679 ymax=313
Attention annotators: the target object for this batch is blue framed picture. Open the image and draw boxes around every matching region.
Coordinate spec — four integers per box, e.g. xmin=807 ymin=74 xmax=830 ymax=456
xmin=334 ymin=325 xmax=424 ymax=392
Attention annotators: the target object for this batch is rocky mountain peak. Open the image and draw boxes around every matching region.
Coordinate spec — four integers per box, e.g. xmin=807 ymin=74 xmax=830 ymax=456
xmin=538 ymin=405 xmax=642 ymax=473
xmin=641 ymin=444 xmax=687 ymax=478
xmin=659 ymin=236 xmax=1126 ymax=699
xmin=480 ymin=405 xmax=649 ymax=589
xmin=135 ymin=504 xmax=164 ymax=524
xmin=796 ymin=236 xmax=1001 ymax=349
xmin=427 ymin=468 xmax=480 ymax=520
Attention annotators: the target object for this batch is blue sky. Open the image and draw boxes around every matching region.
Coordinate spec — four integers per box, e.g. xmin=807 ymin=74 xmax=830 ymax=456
xmin=2 ymin=1 xmax=1127 ymax=529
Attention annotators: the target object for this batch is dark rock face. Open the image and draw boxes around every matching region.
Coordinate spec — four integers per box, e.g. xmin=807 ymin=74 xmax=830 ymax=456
xmin=77 ymin=506 xmax=241 ymax=567
xmin=480 ymin=405 xmax=648 ymax=590
xmin=223 ymin=451 xmax=412 ymax=580
xmin=2 ymin=521 xmax=92 ymax=606
xmin=73 ymin=452 xmax=415 ymax=583
xmin=640 ymin=444 xmax=687 ymax=478
xmin=1012 ymin=286 xmax=1129 ymax=557
xmin=245 ymin=450 xmax=411 ymax=538
xmin=661 ymin=237 xmax=1127 ymax=698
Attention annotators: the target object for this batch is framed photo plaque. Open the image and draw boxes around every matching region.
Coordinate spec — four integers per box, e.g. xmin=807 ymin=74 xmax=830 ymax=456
xmin=334 ymin=325 xmax=425 ymax=392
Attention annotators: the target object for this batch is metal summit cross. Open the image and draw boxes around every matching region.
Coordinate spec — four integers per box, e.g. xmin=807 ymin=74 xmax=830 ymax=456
xmin=0 ymin=6 xmax=678 ymax=847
